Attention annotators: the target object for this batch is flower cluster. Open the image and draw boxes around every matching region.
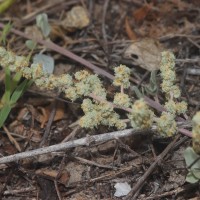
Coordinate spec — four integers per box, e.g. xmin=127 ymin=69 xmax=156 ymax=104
xmin=113 ymin=64 xmax=130 ymax=88
xmin=157 ymin=51 xmax=187 ymax=137
xmin=65 ymin=70 xmax=107 ymax=101
xmin=35 ymin=73 xmax=73 ymax=91
xmin=0 ymin=46 xmax=192 ymax=136
xmin=155 ymin=112 xmax=177 ymax=137
xmin=79 ymin=98 xmax=127 ymax=130
xmin=0 ymin=46 xmax=45 ymax=80
xmin=0 ymin=46 xmax=106 ymax=101
xmin=160 ymin=51 xmax=180 ymax=99
xmin=192 ymin=112 xmax=200 ymax=154
xmin=128 ymin=99 xmax=154 ymax=129
xmin=164 ymin=100 xmax=187 ymax=115
xmin=0 ymin=47 xmax=27 ymax=70
xmin=113 ymin=93 xmax=131 ymax=108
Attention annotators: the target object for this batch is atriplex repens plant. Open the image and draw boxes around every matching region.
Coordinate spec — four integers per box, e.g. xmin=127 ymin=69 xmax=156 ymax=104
xmin=0 ymin=46 xmax=200 ymax=183
xmin=0 ymin=46 xmax=188 ymax=133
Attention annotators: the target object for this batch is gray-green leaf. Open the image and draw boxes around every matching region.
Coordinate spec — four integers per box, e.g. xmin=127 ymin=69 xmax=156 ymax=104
xmin=184 ymin=147 xmax=200 ymax=169
xmin=186 ymin=171 xmax=199 ymax=183
xmin=33 ymin=54 xmax=54 ymax=74
xmin=36 ymin=13 xmax=51 ymax=37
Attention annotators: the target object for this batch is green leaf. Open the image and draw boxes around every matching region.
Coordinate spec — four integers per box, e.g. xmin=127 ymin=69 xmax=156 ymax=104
xmin=150 ymin=71 xmax=157 ymax=85
xmin=2 ymin=67 xmax=11 ymax=104
xmin=0 ymin=21 xmax=12 ymax=45
xmin=10 ymin=71 xmax=22 ymax=92
xmin=192 ymin=168 xmax=200 ymax=179
xmin=0 ymin=105 xmax=11 ymax=128
xmin=184 ymin=147 xmax=200 ymax=169
xmin=24 ymin=79 xmax=34 ymax=90
xmin=144 ymin=71 xmax=158 ymax=95
xmin=10 ymin=79 xmax=32 ymax=105
xmin=131 ymin=86 xmax=144 ymax=99
xmin=186 ymin=171 xmax=199 ymax=183
xmin=36 ymin=13 xmax=51 ymax=37
xmin=0 ymin=78 xmax=32 ymax=127
xmin=0 ymin=0 xmax=16 ymax=14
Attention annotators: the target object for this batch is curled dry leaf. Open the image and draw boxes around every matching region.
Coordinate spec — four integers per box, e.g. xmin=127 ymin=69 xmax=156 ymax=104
xmin=123 ymin=38 xmax=163 ymax=71
xmin=61 ymin=6 xmax=90 ymax=31
xmin=37 ymin=101 xmax=65 ymax=128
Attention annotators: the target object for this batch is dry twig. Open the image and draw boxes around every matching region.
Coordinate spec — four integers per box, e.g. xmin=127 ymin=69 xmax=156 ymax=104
xmin=0 ymin=128 xmax=144 ymax=164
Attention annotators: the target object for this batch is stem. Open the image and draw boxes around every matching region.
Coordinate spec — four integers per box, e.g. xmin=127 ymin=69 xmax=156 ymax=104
xmin=121 ymin=85 xmax=124 ymax=94
xmin=0 ymin=128 xmax=145 ymax=164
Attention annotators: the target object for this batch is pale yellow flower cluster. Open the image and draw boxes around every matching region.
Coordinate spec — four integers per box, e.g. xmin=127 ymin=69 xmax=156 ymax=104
xmin=0 ymin=46 xmax=191 ymax=135
xmin=156 ymin=51 xmax=188 ymax=137
xmin=192 ymin=112 xmax=200 ymax=154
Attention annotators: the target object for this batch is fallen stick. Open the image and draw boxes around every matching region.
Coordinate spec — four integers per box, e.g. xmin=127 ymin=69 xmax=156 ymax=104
xmin=0 ymin=128 xmax=145 ymax=164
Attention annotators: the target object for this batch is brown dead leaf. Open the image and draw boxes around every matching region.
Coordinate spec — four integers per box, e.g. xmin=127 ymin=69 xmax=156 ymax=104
xmin=37 ymin=101 xmax=65 ymax=128
xmin=58 ymin=170 xmax=71 ymax=185
xmin=123 ymin=38 xmax=163 ymax=71
xmin=16 ymin=107 xmax=29 ymax=121
xmin=36 ymin=168 xmax=70 ymax=185
xmin=37 ymin=107 xmax=48 ymax=128
xmin=36 ymin=168 xmax=57 ymax=177
xmin=25 ymin=101 xmax=65 ymax=128
xmin=125 ymin=17 xmax=137 ymax=40
xmin=61 ymin=6 xmax=90 ymax=31
xmin=133 ymin=3 xmax=152 ymax=24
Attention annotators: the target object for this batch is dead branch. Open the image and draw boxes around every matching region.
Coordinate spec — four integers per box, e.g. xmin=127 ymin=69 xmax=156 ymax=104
xmin=0 ymin=128 xmax=145 ymax=164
